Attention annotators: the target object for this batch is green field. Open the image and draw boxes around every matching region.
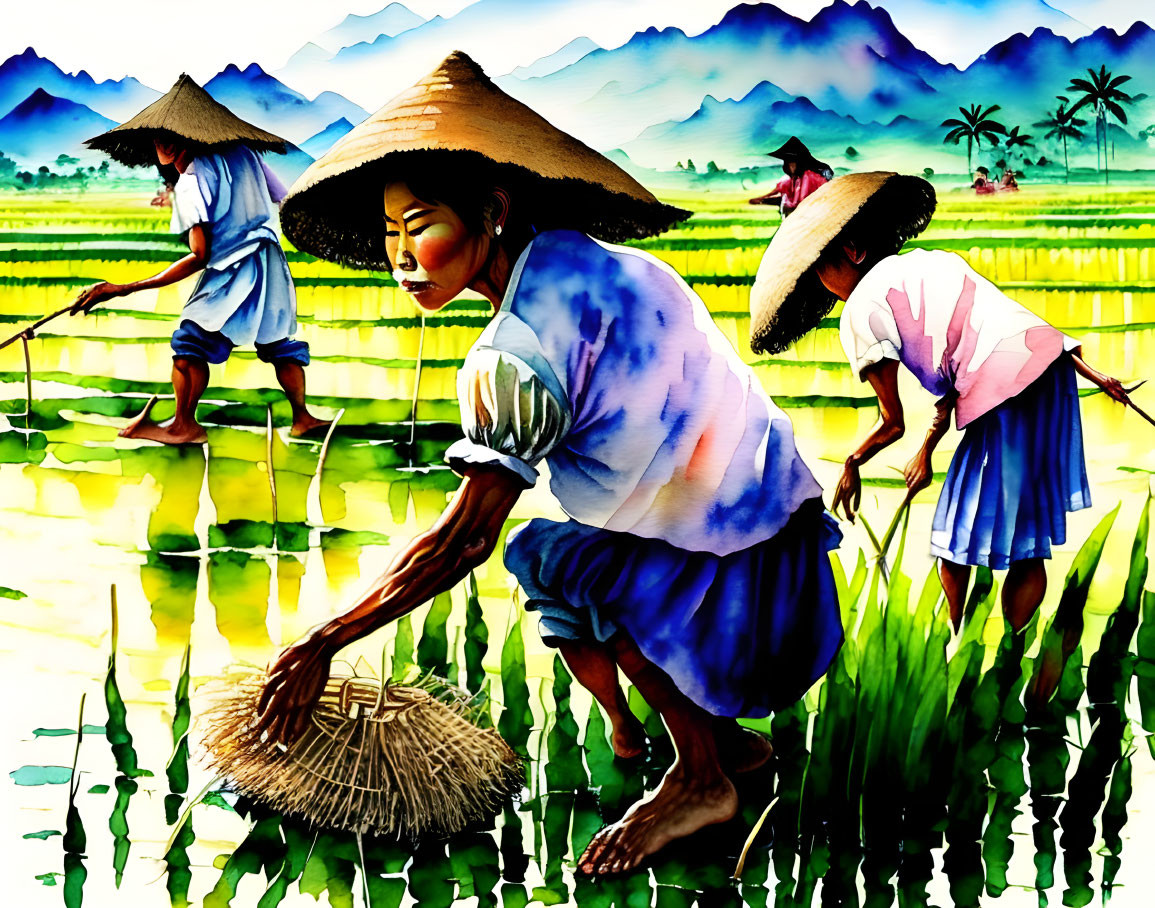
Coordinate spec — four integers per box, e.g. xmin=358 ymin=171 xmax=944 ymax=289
xmin=0 ymin=186 xmax=1153 ymax=907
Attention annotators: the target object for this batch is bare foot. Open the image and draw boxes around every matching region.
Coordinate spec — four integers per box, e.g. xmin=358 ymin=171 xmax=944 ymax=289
xmin=611 ymin=714 xmax=646 ymax=760
xmin=289 ymin=414 xmax=332 ymax=438
xmin=117 ymin=395 xmax=159 ymax=437
xmin=120 ymin=418 xmax=208 ymax=444
xmin=578 ymin=768 xmax=738 ymax=875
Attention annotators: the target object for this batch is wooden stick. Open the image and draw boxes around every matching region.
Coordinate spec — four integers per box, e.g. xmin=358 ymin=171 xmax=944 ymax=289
xmin=1128 ymin=398 xmax=1155 ymax=429
xmin=266 ymin=405 xmax=279 ymax=533
xmin=0 ymin=304 xmax=74 ymax=352
xmin=21 ymin=334 xmax=33 ymax=432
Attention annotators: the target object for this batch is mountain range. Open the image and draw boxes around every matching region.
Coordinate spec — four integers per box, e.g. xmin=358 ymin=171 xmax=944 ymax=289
xmin=1 ymin=1 xmax=1153 ymax=176
xmin=0 ymin=88 xmax=115 ymax=165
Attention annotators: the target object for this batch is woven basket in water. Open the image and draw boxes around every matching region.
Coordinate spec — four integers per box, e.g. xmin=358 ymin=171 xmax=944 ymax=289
xmin=200 ymin=670 xmax=524 ymax=839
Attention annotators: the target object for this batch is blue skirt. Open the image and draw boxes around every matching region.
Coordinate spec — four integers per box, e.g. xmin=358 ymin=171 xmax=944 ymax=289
xmin=504 ymin=499 xmax=844 ymax=718
xmin=931 ymin=355 xmax=1091 ymax=570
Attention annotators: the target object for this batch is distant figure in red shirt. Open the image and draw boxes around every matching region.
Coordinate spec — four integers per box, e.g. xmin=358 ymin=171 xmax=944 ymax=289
xmin=972 ymin=166 xmax=997 ymax=195
xmin=748 ymin=136 xmax=832 ymax=216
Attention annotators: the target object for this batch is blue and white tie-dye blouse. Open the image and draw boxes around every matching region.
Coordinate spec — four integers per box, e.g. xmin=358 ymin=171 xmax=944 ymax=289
xmin=445 ymin=230 xmax=822 ymax=556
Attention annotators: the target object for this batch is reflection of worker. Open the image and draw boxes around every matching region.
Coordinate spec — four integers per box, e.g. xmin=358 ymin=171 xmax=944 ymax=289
xmin=748 ymin=136 xmax=832 ymax=216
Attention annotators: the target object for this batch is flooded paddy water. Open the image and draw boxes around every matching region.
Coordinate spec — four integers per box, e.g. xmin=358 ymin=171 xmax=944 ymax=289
xmin=1 ymin=185 xmax=1154 ymax=907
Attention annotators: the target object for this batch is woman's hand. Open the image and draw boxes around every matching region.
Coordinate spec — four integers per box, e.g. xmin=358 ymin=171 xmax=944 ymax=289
xmin=904 ymin=448 xmax=934 ymax=495
xmin=255 ymin=633 xmax=334 ymax=745
xmin=70 ymin=281 xmax=123 ymax=315
xmin=1095 ymin=375 xmax=1130 ymax=404
xmin=832 ymin=457 xmax=862 ymax=522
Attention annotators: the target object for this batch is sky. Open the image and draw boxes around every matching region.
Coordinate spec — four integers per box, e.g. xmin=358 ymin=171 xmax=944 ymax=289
xmin=4 ymin=0 xmax=1147 ymax=93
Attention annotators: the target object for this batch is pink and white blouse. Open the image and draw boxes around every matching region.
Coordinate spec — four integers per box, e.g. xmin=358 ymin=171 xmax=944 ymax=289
xmin=839 ymin=249 xmax=1079 ymax=429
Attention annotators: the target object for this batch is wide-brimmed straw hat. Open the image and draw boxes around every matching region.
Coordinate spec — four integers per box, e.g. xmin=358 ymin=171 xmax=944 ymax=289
xmin=749 ymin=172 xmax=935 ymax=355
xmin=86 ymin=74 xmax=286 ymax=167
xmin=767 ymin=136 xmax=828 ymax=176
xmin=281 ymin=51 xmax=689 ymax=270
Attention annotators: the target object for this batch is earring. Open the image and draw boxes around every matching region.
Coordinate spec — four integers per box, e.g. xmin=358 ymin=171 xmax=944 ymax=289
xmin=495 ymin=224 xmax=503 ymax=236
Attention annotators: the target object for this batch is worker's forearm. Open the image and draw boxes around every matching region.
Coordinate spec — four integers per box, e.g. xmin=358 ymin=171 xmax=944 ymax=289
xmin=118 ymin=253 xmax=207 ymax=296
xmin=313 ymin=529 xmax=487 ymax=652
xmin=919 ymin=397 xmax=954 ymax=455
xmin=849 ymin=417 xmax=905 ymax=468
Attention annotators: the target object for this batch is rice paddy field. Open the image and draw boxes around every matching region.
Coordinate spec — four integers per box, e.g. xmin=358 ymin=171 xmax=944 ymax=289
xmin=1 ymin=184 xmax=1154 ymax=907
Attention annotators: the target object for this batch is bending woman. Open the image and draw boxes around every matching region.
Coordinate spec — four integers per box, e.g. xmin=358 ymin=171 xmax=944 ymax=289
xmin=749 ymin=172 xmax=1128 ymax=633
xmin=256 ymin=52 xmax=843 ymax=874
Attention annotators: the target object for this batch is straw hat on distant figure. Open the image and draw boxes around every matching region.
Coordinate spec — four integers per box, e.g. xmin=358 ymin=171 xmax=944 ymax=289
xmin=75 ymin=74 xmax=329 ymax=444
xmin=749 ymin=172 xmax=1131 ymax=666
xmin=254 ymin=50 xmax=844 ymax=875
xmin=748 ymin=136 xmax=833 ymax=216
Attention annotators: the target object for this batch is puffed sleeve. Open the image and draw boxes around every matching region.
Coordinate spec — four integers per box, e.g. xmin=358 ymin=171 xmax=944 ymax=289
xmin=445 ymin=314 xmax=572 ymax=487
xmin=839 ymin=285 xmax=901 ymax=381
xmin=170 ymin=159 xmax=218 ymax=236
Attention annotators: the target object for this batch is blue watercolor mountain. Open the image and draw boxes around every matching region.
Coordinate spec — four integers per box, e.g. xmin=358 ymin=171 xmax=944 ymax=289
xmin=0 ymin=48 xmax=159 ymax=122
xmin=0 ymin=88 xmax=115 ymax=166
xmin=204 ymin=63 xmax=368 ymax=145
xmin=299 ymin=118 xmax=355 ymax=159
xmin=500 ymin=1 xmax=946 ymax=150
xmin=318 ymin=2 xmax=426 ymax=52
xmin=507 ymin=37 xmax=600 ymax=80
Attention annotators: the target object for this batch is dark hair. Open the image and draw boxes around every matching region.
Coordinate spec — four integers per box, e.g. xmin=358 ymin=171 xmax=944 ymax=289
xmin=386 ymin=159 xmax=536 ymax=270
xmin=817 ymin=175 xmax=936 ymax=272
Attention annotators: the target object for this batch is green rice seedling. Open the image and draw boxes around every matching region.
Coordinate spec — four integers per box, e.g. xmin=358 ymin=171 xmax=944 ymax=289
xmin=164 ymin=644 xmax=193 ymax=907
xmin=498 ymin=611 xmax=533 ymax=759
xmin=63 ymin=694 xmax=87 ymax=908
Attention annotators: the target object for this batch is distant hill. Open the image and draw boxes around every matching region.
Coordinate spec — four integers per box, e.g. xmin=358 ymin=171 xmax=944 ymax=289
xmin=300 ymin=118 xmax=356 ymax=159
xmin=507 ymin=37 xmax=600 ymax=80
xmin=318 ymin=3 xmax=425 ymax=52
xmin=0 ymin=88 xmax=115 ymax=166
xmin=204 ymin=63 xmax=367 ymax=145
xmin=0 ymin=47 xmax=159 ymax=122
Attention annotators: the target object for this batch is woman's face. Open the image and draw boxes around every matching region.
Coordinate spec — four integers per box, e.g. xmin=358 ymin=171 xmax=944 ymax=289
xmin=384 ymin=182 xmax=490 ymax=311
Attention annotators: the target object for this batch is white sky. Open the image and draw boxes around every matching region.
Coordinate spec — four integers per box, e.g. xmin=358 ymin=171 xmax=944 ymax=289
xmin=3 ymin=1 xmax=1145 ymax=92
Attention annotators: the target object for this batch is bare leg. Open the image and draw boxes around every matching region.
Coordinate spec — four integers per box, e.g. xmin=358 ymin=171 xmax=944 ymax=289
xmin=273 ymin=362 xmax=330 ymax=437
xmin=578 ymin=633 xmax=738 ymax=876
xmin=1003 ymin=558 xmax=1047 ymax=632
xmin=940 ymin=558 xmax=971 ymax=632
xmin=119 ymin=357 xmax=209 ymax=444
xmin=558 ymin=639 xmax=645 ymax=758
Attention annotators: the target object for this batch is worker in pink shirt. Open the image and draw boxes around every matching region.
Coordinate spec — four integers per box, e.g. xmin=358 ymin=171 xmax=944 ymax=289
xmin=749 ymin=136 xmax=832 ymax=216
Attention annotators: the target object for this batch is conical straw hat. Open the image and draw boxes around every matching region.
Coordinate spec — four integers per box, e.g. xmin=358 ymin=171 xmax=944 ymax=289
xmin=749 ymin=172 xmax=935 ymax=354
xmin=281 ymin=51 xmax=689 ymax=271
xmin=200 ymin=668 xmax=523 ymax=840
xmin=85 ymin=73 xmax=286 ymax=167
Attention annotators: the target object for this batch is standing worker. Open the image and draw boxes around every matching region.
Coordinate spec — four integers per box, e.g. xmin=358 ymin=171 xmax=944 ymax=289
xmin=73 ymin=74 xmax=329 ymax=444
xmin=748 ymin=136 xmax=832 ymax=216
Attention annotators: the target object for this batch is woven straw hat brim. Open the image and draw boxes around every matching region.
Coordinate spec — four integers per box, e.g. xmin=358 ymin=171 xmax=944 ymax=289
xmin=749 ymin=172 xmax=935 ymax=354
xmin=281 ymin=51 xmax=688 ymax=271
xmin=85 ymin=74 xmax=286 ymax=168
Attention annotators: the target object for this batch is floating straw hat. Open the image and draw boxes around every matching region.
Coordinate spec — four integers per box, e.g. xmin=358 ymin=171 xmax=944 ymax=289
xmin=749 ymin=172 xmax=935 ymax=355
xmin=281 ymin=50 xmax=688 ymax=270
xmin=85 ymin=74 xmax=287 ymax=168
xmin=200 ymin=668 xmax=523 ymax=839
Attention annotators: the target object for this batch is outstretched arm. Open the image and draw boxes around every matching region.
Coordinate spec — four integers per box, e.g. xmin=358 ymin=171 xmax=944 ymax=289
xmin=1068 ymin=346 xmax=1130 ymax=404
xmin=831 ymin=359 xmax=904 ymax=522
xmin=255 ymin=464 xmax=524 ymax=744
xmin=69 ymin=224 xmax=211 ymax=315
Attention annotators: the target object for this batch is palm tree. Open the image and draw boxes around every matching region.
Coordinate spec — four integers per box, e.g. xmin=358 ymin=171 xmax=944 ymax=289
xmin=1066 ymin=65 xmax=1143 ymax=184
xmin=1003 ymin=125 xmax=1035 ymax=168
xmin=1034 ymin=96 xmax=1087 ymax=184
xmin=942 ymin=103 xmax=1007 ymax=175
